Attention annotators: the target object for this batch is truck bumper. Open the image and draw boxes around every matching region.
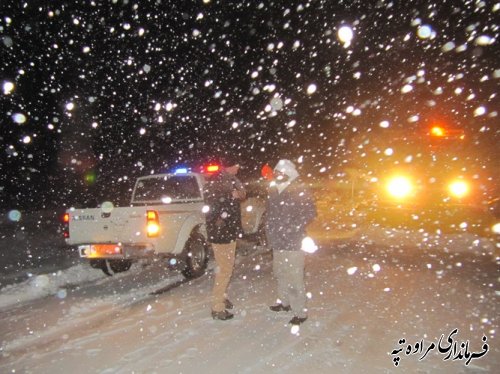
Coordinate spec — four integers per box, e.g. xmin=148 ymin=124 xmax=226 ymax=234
xmin=78 ymin=243 xmax=155 ymax=259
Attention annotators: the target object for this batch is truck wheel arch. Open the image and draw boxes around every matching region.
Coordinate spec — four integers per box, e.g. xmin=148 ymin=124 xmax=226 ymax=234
xmin=181 ymin=231 xmax=210 ymax=279
xmin=173 ymin=216 xmax=208 ymax=255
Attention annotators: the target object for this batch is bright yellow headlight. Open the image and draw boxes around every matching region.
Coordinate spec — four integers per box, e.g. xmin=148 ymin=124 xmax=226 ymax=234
xmin=449 ymin=180 xmax=469 ymax=198
xmin=492 ymin=223 xmax=500 ymax=235
xmin=386 ymin=176 xmax=413 ymax=199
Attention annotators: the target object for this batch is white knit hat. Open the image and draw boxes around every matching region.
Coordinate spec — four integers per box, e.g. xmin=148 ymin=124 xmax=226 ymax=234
xmin=274 ymin=159 xmax=299 ymax=180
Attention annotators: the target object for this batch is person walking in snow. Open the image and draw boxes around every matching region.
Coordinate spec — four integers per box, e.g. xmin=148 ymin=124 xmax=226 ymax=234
xmin=265 ymin=159 xmax=317 ymax=325
xmin=204 ymin=155 xmax=246 ymax=321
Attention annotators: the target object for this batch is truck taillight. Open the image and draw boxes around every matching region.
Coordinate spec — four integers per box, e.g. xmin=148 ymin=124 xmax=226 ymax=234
xmin=63 ymin=213 xmax=70 ymax=238
xmin=146 ymin=210 xmax=160 ymax=237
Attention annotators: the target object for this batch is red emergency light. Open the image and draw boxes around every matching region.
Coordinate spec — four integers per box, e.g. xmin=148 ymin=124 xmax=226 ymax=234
xmin=205 ymin=164 xmax=220 ymax=173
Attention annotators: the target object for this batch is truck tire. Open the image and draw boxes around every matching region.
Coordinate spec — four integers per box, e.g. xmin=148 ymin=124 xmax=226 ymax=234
xmin=89 ymin=259 xmax=131 ymax=276
xmin=181 ymin=232 xmax=209 ymax=279
xmin=108 ymin=259 xmax=132 ymax=273
xmin=90 ymin=259 xmax=109 ymax=273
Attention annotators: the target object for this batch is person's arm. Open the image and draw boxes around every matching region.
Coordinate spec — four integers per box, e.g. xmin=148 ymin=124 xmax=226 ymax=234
xmin=302 ymin=188 xmax=317 ymax=225
xmin=294 ymin=188 xmax=317 ymax=230
xmin=231 ymin=176 xmax=246 ymax=200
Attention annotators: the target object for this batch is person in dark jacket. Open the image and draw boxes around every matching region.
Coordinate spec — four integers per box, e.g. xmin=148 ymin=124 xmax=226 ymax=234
xmin=265 ymin=159 xmax=317 ymax=325
xmin=204 ymin=156 xmax=246 ymax=320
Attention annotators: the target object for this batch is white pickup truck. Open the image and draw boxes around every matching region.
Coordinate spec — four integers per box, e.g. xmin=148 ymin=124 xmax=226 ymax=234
xmin=64 ymin=171 xmax=266 ymax=278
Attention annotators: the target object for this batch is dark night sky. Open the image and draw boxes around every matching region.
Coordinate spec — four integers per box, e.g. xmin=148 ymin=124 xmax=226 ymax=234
xmin=0 ymin=0 xmax=498 ymax=209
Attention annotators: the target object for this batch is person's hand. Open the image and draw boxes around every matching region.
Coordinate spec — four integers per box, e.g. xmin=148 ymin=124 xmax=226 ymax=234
xmin=232 ymin=190 xmax=246 ymax=200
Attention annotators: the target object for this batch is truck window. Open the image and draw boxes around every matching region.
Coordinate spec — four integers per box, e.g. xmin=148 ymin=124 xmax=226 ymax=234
xmin=133 ymin=176 xmax=201 ymax=202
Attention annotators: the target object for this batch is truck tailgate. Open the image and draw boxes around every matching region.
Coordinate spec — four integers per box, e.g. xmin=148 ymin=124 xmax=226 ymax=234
xmin=66 ymin=208 xmax=146 ymax=244
xmin=66 ymin=205 xmax=202 ymax=250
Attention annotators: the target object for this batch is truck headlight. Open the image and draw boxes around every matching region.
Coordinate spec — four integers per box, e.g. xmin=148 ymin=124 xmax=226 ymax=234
xmin=448 ymin=180 xmax=469 ymax=198
xmin=386 ymin=176 xmax=413 ymax=199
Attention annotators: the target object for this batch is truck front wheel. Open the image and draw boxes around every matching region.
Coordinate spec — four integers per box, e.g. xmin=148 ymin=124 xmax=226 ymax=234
xmin=181 ymin=233 xmax=209 ymax=279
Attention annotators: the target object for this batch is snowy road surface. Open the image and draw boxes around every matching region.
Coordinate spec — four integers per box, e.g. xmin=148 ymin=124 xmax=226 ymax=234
xmin=0 ymin=232 xmax=498 ymax=373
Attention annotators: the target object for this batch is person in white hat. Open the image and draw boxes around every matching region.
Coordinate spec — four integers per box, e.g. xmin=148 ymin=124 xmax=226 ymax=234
xmin=265 ymin=159 xmax=317 ymax=325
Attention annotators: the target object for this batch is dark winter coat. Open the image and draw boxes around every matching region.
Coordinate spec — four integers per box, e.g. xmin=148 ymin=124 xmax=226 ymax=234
xmin=265 ymin=179 xmax=317 ymax=251
xmin=204 ymin=170 xmax=244 ymax=244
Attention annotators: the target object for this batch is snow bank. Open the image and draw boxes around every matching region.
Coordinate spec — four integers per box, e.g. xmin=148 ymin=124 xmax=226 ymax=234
xmin=0 ymin=264 xmax=105 ymax=309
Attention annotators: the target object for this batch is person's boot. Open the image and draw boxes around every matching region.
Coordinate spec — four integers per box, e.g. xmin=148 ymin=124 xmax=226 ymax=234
xmin=289 ymin=316 xmax=307 ymax=325
xmin=224 ymin=299 xmax=234 ymax=310
xmin=269 ymin=303 xmax=291 ymax=312
xmin=212 ymin=309 xmax=234 ymax=321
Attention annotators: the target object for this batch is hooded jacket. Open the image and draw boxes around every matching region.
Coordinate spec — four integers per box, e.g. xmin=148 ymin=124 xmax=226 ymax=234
xmin=265 ymin=160 xmax=317 ymax=251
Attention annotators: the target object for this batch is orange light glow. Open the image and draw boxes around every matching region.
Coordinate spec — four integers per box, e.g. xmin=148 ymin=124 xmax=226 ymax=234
xmin=448 ymin=180 xmax=469 ymax=198
xmin=146 ymin=210 xmax=160 ymax=237
xmin=430 ymin=126 xmax=445 ymax=137
xmin=63 ymin=213 xmax=70 ymax=223
xmin=147 ymin=223 xmax=160 ymax=236
xmin=386 ymin=176 xmax=413 ymax=199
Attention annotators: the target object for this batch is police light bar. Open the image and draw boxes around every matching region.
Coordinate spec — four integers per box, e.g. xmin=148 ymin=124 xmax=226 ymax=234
xmin=174 ymin=167 xmax=189 ymax=174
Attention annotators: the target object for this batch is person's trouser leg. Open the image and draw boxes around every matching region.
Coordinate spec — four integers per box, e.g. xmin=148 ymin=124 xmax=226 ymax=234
xmin=211 ymin=241 xmax=236 ymax=312
xmin=286 ymin=251 xmax=307 ymax=318
xmin=273 ymin=250 xmax=290 ymax=307
xmin=273 ymin=250 xmax=307 ymax=318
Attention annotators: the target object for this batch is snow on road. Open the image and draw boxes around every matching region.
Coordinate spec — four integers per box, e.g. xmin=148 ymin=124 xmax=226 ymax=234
xmin=0 ymin=236 xmax=498 ymax=373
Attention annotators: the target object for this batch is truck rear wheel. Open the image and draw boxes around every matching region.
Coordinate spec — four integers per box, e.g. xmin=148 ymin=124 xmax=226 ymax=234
xmin=108 ymin=259 xmax=132 ymax=273
xmin=89 ymin=259 xmax=132 ymax=276
xmin=181 ymin=232 xmax=209 ymax=279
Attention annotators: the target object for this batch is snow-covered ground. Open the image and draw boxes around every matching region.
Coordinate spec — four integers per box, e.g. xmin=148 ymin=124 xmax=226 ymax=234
xmin=0 ymin=230 xmax=498 ymax=373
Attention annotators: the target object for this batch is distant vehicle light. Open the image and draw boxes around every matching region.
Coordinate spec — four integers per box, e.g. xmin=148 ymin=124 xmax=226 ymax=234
xmin=386 ymin=176 xmax=413 ymax=199
xmin=448 ymin=180 xmax=469 ymax=198
xmin=429 ymin=125 xmax=465 ymax=140
xmin=430 ymin=126 xmax=446 ymax=137
xmin=174 ymin=167 xmax=189 ymax=174
xmin=492 ymin=223 xmax=500 ymax=235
